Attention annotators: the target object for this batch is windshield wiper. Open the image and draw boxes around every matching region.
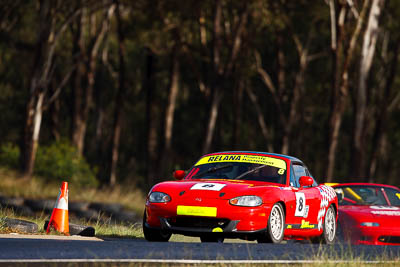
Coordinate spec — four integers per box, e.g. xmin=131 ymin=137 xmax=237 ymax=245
xmin=235 ymin=165 xmax=266 ymax=180
xmin=192 ymin=164 xmax=232 ymax=178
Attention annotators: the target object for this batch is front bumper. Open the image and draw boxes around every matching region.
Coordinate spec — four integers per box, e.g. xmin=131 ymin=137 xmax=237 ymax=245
xmin=350 ymin=227 xmax=400 ymax=245
xmin=145 ymin=198 xmax=271 ymax=237
xmin=143 ymin=217 xmax=267 ymax=239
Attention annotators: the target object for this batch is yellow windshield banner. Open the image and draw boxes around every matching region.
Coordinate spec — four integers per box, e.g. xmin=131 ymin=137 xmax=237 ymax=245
xmin=195 ymin=154 xmax=286 ymax=170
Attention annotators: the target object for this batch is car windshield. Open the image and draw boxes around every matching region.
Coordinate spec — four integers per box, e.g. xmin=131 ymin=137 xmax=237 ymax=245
xmin=186 ymin=154 xmax=287 ymax=184
xmin=333 ymin=185 xmax=400 ymax=206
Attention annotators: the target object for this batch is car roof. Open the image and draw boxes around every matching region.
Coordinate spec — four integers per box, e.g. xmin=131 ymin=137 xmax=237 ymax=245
xmin=329 ymin=182 xmax=400 ymax=190
xmin=202 ymin=151 xmax=303 ymax=163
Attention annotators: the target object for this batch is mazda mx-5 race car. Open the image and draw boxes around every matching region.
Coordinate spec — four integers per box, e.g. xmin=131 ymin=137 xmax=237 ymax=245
xmin=329 ymin=183 xmax=400 ymax=245
xmin=143 ymin=151 xmax=338 ymax=243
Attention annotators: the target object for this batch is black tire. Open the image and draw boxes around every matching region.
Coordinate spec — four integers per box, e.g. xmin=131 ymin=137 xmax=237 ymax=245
xmin=89 ymin=202 xmax=122 ymax=215
xmin=73 ymin=209 xmax=100 ymax=221
xmin=0 ymin=196 xmax=25 ymax=206
xmin=69 ymin=201 xmax=90 ymax=212
xmin=24 ymin=199 xmax=54 ymax=213
xmin=4 ymin=204 xmax=35 ymax=217
xmin=257 ymin=203 xmax=285 ymax=243
xmin=2 ymin=218 xmax=38 ymax=233
xmin=200 ymin=235 xmax=224 ymax=243
xmin=142 ymin=212 xmax=171 ymax=242
xmin=44 ymin=220 xmax=95 ymax=236
xmin=312 ymin=205 xmax=336 ymax=244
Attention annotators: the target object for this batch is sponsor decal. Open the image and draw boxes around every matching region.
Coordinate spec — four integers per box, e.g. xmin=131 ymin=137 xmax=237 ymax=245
xmin=300 ymin=220 xmax=315 ymax=229
xmin=371 ymin=210 xmax=400 ymax=216
xmin=177 ymin=205 xmax=217 ymax=217
xmin=286 ymin=222 xmax=316 ymax=229
xmin=280 ymin=187 xmax=292 ymax=190
xmin=195 ymin=154 xmax=287 ymax=170
xmin=317 ymin=185 xmax=337 ymax=230
xmin=396 ymin=193 xmax=400 ymax=200
xmin=191 ymin=183 xmax=226 ymax=191
xmin=370 ymin=205 xmax=400 ymax=210
xmin=295 ymin=192 xmax=306 ymax=217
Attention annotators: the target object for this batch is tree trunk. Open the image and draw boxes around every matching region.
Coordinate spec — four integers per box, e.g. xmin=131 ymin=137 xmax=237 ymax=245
xmin=326 ymin=0 xmax=344 ymax=182
xmin=281 ymin=44 xmax=308 ymax=155
xmin=276 ymin=31 xmax=286 ymax=105
xmin=21 ymin=0 xmax=52 ymax=178
xmin=71 ymin=12 xmax=86 ymax=154
xmin=325 ymin=0 xmax=370 ymax=182
xmin=71 ymin=6 xmax=114 ymax=155
xmin=202 ymin=86 xmax=222 ymax=154
xmin=368 ymin=39 xmax=398 ymax=179
xmin=109 ymin=0 xmax=124 ymax=186
xmin=245 ymin=86 xmax=273 ymax=152
xmin=232 ymin=82 xmax=244 ymax=149
xmin=23 ymin=91 xmax=45 ymax=177
xmin=202 ymin=0 xmax=223 ymax=155
xmin=351 ymin=0 xmax=384 ymax=179
xmin=145 ymin=48 xmax=159 ymax=188
xmin=49 ymin=82 xmax=60 ymax=141
xmin=159 ymin=48 xmax=180 ymax=178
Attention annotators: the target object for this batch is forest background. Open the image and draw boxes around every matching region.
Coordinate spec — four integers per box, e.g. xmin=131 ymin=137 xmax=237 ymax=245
xmin=0 ymin=0 xmax=399 ymax=192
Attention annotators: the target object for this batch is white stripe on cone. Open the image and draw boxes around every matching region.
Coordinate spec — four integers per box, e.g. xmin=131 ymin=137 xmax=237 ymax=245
xmin=53 ymin=190 xmax=68 ymax=210
xmin=56 ymin=197 xmax=68 ymax=210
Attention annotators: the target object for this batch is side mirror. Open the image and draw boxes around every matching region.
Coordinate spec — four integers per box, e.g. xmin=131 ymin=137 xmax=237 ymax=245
xmin=173 ymin=170 xmax=186 ymax=180
xmin=299 ymin=176 xmax=314 ymax=187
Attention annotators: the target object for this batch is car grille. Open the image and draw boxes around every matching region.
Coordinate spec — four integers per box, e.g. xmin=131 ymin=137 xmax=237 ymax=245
xmin=378 ymin=236 xmax=400 ymax=244
xmin=169 ymin=217 xmax=230 ymax=229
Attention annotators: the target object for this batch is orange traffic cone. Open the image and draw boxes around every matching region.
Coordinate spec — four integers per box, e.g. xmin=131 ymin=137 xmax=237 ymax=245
xmin=46 ymin=181 xmax=69 ymax=235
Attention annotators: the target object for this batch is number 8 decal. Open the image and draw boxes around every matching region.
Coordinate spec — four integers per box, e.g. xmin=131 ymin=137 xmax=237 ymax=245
xmin=295 ymin=192 xmax=306 ymax=217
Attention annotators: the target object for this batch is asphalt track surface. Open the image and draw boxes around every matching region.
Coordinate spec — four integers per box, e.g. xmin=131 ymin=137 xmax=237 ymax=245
xmin=0 ymin=234 xmax=400 ymax=264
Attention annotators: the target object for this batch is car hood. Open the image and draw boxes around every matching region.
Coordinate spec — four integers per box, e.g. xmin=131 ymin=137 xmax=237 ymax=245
xmin=150 ymin=179 xmax=283 ymax=200
xmin=340 ymin=205 xmax=400 ymax=225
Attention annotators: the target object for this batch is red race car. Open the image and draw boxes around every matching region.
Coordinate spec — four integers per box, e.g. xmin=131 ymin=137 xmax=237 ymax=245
xmin=329 ymin=183 xmax=400 ymax=245
xmin=143 ymin=151 xmax=338 ymax=243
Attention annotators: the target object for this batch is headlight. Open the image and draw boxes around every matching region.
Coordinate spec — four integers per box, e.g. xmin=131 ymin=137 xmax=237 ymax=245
xmin=360 ymin=222 xmax=380 ymax=227
xmin=229 ymin=196 xmax=262 ymax=207
xmin=149 ymin=192 xmax=171 ymax=203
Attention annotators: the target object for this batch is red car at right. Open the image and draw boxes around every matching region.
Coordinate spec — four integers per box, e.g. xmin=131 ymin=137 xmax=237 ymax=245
xmin=329 ymin=183 xmax=400 ymax=245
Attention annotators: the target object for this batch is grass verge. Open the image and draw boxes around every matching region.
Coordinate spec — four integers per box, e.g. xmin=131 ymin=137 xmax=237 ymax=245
xmin=0 ymin=167 xmax=146 ymax=238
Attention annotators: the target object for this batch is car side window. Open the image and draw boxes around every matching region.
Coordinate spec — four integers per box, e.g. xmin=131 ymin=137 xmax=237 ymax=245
xmin=293 ymin=164 xmax=307 ymax=187
xmin=385 ymin=188 xmax=400 ymax=206
xmin=290 ymin=165 xmax=299 ymax=187
xmin=292 ymin=163 xmax=317 ymax=188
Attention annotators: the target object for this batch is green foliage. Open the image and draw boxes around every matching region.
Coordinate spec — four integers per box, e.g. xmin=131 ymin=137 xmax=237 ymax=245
xmin=0 ymin=141 xmax=98 ymax=187
xmin=34 ymin=140 xmax=98 ymax=187
xmin=0 ymin=143 xmax=20 ymax=169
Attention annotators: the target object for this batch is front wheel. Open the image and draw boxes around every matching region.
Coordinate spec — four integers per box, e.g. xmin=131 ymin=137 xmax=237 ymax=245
xmin=312 ymin=205 xmax=336 ymax=244
xmin=142 ymin=212 xmax=171 ymax=242
xmin=257 ymin=203 xmax=285 ymax=243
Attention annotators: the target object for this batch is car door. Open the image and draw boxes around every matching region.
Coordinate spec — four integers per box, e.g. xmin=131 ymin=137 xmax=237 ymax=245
xmin=287 ymin=163 xmax=320 ymax=231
